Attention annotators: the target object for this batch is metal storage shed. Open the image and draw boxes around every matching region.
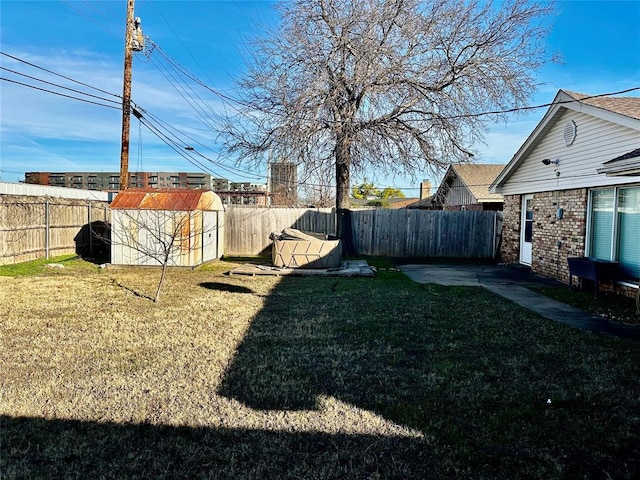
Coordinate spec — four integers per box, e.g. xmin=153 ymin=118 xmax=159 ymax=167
xmin=109 ymin=189 xmax=224 ymax=267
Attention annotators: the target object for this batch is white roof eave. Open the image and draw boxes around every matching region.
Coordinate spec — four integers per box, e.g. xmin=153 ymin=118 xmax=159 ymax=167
xmin=490 ymin=90 xmax=640 ymax=193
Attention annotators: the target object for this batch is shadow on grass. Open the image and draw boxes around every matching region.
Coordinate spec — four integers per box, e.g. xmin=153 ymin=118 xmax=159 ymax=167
xmin=199 ymin=282 xmax=254 ymax=294
xmin=217 ymin=275 xmax=640 ymax=478
xmin=111 ymin=278 xmax=155 ymax=301
xmin=1 ymin=416 xmax=433 ymax=479
xmin=5 ymin=274 xmax=639 ymax=479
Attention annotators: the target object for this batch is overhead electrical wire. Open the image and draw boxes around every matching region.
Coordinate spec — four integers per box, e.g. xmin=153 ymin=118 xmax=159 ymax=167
xmin=60 ymin=0 xmax=124 ymax=40
xmin=443 ymin=87 xmax=640 ymax=119
xmin=145 ymin=51 xmax=219 ymax=130
xmin=136 ymin=106 xmax=340 ymax=195
xmin=145 ymin=38 xmax=241 ymax=105
xmin=0 ymin=77 xmax=121 ymax=110
xmin=92 ymin=0 xmax=122 ymax=19
xmin=136 ymin=115 xmax=233 ymax=181
xmin=3 ymin=44 xmax=638 ymax=193
xmin=134 ymin=104 xmax=264 ymax=181
xmin=4 ymin=55 xmax=636 ymax=192
xmin=0 ymin=66 xmax=121 ymax=105
xmin=133 ymin=38 xmax=640 ymax=192
xmin=148 ymin=0 xmax=218 ymax=89
xmin=138 ymin=116 xmax=264 ymax=181
xmin=78 ymin=0 xmax=125 ymax=37
xmin=0 ymin=52 xmax=122 ymax=99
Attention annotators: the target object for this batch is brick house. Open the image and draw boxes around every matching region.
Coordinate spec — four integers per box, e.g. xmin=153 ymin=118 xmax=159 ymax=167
xmin=490 ymin=90 xmax=640 ymax=295
xmin=407 ymin=165 xmax=504 ymax=210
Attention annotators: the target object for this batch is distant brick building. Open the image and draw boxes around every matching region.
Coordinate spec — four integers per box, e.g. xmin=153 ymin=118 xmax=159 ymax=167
xmin=24 ymin=171 xmax=268 ymax=206
xmin=269 ymin=162 xmax=297 ymax=205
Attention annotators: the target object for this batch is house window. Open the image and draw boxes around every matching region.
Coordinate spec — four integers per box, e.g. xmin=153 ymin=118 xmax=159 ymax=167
xmin=588 ymin=186 xmax=640 ymax=280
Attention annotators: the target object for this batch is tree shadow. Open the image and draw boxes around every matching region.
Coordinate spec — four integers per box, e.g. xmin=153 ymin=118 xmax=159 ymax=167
xmin=2 ymin=416 xmax=436 ymax=479
xmin=199 ymin=282 xmax=254 ymax=294
xmin=216 ymin=276 xmax=640 ymax=477
xmin=111 ymin=278 xmax=155 ymax=301
xmin=6 ymin=272 xmax=639 ymax=478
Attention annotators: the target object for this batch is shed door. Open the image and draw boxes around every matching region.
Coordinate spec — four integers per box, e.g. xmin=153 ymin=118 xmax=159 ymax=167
xmin=202 ymin=211 xmax=217 ymax=262
xmin=520 ymin=194 xmax=533 ymax=265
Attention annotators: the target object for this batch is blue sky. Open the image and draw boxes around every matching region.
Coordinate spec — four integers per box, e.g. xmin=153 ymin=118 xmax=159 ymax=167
xmin=1 ymin=0 xmax=639 ymax=196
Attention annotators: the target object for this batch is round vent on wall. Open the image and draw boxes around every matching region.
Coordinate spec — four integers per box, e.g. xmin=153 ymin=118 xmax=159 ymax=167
xmin=563 ymin=120 xmax=577 ymax=146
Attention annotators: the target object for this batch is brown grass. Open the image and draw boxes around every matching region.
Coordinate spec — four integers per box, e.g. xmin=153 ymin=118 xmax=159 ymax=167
xmin=2 ymin=263 xmax=410 ymax=433
xmin=2 ymin=258 xmax=640 ymax=479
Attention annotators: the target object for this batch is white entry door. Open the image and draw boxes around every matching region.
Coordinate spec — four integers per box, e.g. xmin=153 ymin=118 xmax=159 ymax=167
xmin=520 ymin=194 xmax=533 ymax=265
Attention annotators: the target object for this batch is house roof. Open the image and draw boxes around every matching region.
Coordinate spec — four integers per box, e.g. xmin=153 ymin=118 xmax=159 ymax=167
xmin=491 ymin=89 xmax=640 ymax=192
xmin=405 ymin=195 xmax=435 ymax=209
xmin=605 ymin=147 xmax=640 ymax=163
xmin=429 ymin=163 xmax=505 ymax=206
xmin=449 ymin=164 xmax=506 ymax=203
xmin=563 ymin=91 xmax=640 ymax=120
xmin=110 ymin=189 xmax=224 ymax=211
xmin=597 ymin=148 xmax=640 ymax=176
xmin=350 ymin=197 xmax=419 ymax=209
xmin=385 ymin=197 xmax=420 ymax=209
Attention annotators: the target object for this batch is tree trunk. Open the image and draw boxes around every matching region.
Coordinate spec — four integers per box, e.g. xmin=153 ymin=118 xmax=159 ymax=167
xmin=335 ymin=133 xmax=351 ymax=241
xmin=154 ymin=259 xmax=169 ymax=303
xmin=335 ymin=135 xmax=351 ymax=210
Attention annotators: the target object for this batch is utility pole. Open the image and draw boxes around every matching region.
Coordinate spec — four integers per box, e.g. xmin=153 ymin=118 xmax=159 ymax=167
xmin=119 ymin=0 xmax=136 ymax=191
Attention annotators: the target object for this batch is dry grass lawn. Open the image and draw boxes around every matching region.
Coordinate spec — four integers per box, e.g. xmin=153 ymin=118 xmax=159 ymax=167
xmin=2 ymin=257 xmax=640 ymax=479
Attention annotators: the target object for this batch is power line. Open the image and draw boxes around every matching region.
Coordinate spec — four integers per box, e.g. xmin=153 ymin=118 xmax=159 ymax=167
xmin=441 ymin=87 xmax=640 ymax=120
xmin=148 ymin=0 xmax=218 ymax=89
xmin=0 ymin=52 xmax=122 ymax=99
xmin=146 ymin=51 xmax=218 ymax=130
xmin=136 ymin=107 xmax=332 ymax=191
xmin=145 ymin=38 xmax=640 ymax=121
xmin=134 ymin=106 xmax=263 ymax=181
xmin=134 ymin=103 xmax=266 ymax=181
xmin=0 ymin=77 xmax=121 ymax=110
xmin=144 ymin=38 xmax=243 ymax=106
xmin=60 ymin=0 xmax=124 ymax=40
xmin=3 ymin=47 xmax=637 ymax=192
xmin=0 ymin=66 xmax=121 ymax=105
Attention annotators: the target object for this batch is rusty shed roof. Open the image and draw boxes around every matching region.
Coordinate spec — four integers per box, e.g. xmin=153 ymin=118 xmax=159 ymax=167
xmin=110 ymin=189 xmax=223 ymax=211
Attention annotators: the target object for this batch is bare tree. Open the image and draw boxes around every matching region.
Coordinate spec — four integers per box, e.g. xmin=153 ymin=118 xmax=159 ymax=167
xmin=220 ymin=0 xmax=554 ymax=213
xmin=298 ymin=162 xmax=336 ymax=207
xmin=106 ymin=192 xmax=222 ymax=302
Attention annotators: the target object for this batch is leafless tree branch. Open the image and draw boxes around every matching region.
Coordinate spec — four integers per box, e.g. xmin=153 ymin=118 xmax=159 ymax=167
xmin=218 ymin=0 xmax=555 ymax=212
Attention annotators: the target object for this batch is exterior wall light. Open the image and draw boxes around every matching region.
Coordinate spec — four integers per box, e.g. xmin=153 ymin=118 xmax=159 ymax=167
xmin=541 ymin=158 xmax=560 ymax=166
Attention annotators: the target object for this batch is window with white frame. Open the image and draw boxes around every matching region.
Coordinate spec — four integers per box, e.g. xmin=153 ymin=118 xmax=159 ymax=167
xmin=588 ymin=186 xmax=640 ymax=281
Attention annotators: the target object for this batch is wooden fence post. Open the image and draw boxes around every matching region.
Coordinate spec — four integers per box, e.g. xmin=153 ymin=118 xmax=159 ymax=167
xmin=45 ymin=200 xmax=50 ymax=259
xmin=88 ymin=203 xmax=93 ymax=256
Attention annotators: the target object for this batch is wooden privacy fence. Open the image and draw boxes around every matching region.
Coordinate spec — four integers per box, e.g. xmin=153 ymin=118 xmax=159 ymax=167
xmin=224 ymin=206 xmax=337 ymax=256
xmin=1 ymin=200 xmax=503 ymax=264
xmin=224 ymin=206 xmax=503 ymax=259
xmin=350 ymin=209 xmax=503 ymax=258
xmin=0 ymin=196 xmax=109 ymax=265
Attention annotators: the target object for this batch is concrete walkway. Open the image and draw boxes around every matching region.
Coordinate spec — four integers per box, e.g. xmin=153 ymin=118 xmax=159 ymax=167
xmin=398 ymin=263 xmax=640 ymax=342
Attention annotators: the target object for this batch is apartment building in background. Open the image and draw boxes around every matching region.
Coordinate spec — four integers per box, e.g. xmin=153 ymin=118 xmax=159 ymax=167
xmin=269 ymin=161 xmax=297 ymax=205
xmin=24 ymin=171 xmax=268 ymax=206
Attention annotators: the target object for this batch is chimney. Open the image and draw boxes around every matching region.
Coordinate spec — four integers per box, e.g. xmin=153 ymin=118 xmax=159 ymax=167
xmin=420 ymin=180 xmax=431 ymax=200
